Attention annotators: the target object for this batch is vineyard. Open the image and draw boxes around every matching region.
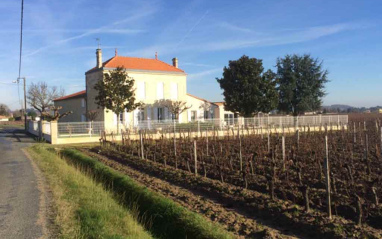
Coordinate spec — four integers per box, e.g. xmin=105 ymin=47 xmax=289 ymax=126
xmin=87 ymin=114 xmax=382 ymax=238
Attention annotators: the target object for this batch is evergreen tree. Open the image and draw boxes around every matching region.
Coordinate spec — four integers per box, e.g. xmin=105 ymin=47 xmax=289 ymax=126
xmin=94 ymin=66 xmax=142 ymax=133
xmin=216 ymin=55 xmax=278 ymax=117
xmin=277 ymin=54 xmax=328 ymax=115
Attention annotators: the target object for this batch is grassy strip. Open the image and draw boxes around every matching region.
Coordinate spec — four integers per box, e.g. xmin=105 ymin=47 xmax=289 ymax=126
xmin=61 ymin=148 xmax=234 ymax=239
xmin=27 ymin=145 xmax=152 ymax=239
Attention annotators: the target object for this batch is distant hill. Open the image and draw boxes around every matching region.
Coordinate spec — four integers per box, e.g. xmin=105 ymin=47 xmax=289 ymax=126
xmin=322 ymin=104 xmax=354 ymax=111
xmin=322 ymin=104 xmax=382 ymax=113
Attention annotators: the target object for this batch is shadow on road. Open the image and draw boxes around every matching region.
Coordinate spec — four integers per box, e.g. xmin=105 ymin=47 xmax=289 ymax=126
xmin=0 ymin=128 xmax=38 ymax=144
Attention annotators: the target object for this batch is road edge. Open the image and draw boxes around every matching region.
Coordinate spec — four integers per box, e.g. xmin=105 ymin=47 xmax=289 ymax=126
xmin=22 ymin=148 xmax=58 ymax=239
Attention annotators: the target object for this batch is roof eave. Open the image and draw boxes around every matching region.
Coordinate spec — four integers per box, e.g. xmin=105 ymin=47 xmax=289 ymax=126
xmin=103 ymin=67 xmax=187 ymax=75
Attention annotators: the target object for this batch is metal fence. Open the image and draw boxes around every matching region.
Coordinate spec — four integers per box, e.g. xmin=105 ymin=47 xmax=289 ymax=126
xmin=246 ymin=114 xmax=348 ymax=127
xmin=56 ymin=115 xmax=348 ymax=137
xmin=58 ymin=121 xmax=105 ymax=137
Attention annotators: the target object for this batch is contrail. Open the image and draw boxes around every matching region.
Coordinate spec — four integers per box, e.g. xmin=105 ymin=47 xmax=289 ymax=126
xmin=175 ymin=10 xmax=209 ymax=50
xmin=24 ymin=9 xmax=155 ymax=57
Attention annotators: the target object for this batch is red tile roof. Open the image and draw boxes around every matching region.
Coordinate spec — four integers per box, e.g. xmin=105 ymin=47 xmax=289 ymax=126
xmin=87 ymin=56 xmax=184 ymax=73
xmin=54 ymin=90 xmax=86 ymax=101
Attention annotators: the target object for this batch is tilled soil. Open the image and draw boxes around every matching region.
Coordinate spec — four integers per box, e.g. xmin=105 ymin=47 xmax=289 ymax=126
xmin=79 ymin=147 xmax=381 ymax=239
xmin=79 ymin=148 xmax=296 ymax=239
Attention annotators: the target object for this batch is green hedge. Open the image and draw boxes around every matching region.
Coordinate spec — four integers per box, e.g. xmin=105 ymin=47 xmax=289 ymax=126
xmin=61 ymin=148 xmax=233 ymax=239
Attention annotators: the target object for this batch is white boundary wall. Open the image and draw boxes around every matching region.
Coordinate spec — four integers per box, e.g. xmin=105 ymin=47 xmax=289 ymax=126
xmin=28 ymin=115 xmax=348 ymax=145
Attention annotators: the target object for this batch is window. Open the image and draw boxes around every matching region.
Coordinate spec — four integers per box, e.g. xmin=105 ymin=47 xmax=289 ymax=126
xmin=157 ymin=107 xmax=164 ymax=121
xmin=119 ymin=113 xmax=123 ymax=123
xmin=157 ymin=82 xmax=164 ymax=99
xmin=204 ymin=110 xmax=209 ymax=119
xmin=171 ymin=83 xmax=178 ymax=100
xmin=224 ymin=113 xmax=234 ymax=125
xmin=81 ymin=98 xmax=86 ymax=108
xmin=81 ymin=114 xmax=86 ymax=122
xmin=137 ymin=81 xmax=145 ymax=99
xmin=138 ymin=110 xmax=144 ymax=122
xmin=191 ymin=110 xmax=197 ymax=121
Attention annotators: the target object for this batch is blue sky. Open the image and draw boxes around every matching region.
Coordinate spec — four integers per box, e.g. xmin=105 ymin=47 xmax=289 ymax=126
xmin=0 ymin=0 xmax=381 ymax=110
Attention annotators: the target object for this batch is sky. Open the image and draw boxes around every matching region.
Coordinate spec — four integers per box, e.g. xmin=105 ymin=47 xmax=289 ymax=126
xmin=0 ymin=0 xmax=381 ymax=110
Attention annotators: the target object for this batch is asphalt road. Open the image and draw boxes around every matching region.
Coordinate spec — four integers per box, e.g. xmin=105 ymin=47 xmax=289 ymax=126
xmin=0 ymin=127 xmax=43 ymax=238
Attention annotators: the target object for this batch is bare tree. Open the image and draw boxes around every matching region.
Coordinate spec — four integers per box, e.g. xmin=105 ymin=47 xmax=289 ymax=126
xmin=41 ymin=106 xmax=72 ymax=121
xmin=0 ymin=103 xmax=10 ymax=116
xmin=156 ymin=99 xmax=192 ymax=120
xmin=86 ymin=110 xmax=99 ymax=121
xmin=27 ymin=82 xmax=64 ymax=118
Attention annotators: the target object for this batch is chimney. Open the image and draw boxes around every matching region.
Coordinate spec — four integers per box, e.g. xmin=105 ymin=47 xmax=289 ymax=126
xmin=155 ymin=52 xmax=158 ymax=60
xmin=115 ymin=48 xmax=118 ymax=56
xmin=96 ymin=48 xmax=102 ymax=68
xmin=172 ymin=57 xmax=178 ymax=68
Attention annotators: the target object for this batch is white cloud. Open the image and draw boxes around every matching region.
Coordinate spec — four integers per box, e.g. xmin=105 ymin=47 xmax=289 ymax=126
xmin=23 ymin=4 xmax=156 ymax=58
xmin=129 ymin=22 xmax=367 ymax=58
xmin=184 ymin=22 xmax=366 ymax=52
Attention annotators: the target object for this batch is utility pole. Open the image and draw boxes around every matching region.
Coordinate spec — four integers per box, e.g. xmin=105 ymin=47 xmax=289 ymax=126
xmin=17 ymin=77 xmax=27 ymax=131
xmin=17 ymin=0 xmax=26 ymax=131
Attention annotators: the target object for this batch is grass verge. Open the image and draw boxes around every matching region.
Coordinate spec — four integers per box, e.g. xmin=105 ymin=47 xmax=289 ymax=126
xmin=27 ymin=145 xmax=152 ymax=239
xmin=61 ymin=148 xmax=234 ymax=239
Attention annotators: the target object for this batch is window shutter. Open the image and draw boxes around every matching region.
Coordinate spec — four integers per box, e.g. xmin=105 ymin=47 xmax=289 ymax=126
xmin=157 ymin=82 xmax=164 ymax=99
xmin=164 ymin=108 xmax=168 ymax=120
xmin=133 ymin=110 xmax=139 ymax=126
xmin=137 ymin=82 xmax=145 ymax=99
xmin=113 ymin=113 xmax=117 ymax=125
xmin=187 ymin=110 xmax=191 ymax=122
xmin=147 ymin=107 xmax=151 ymax=120
xmin=153 ymin=107 xmax=158 ymax=120
xmin=171 ymin=83 xmax=178 ymax=100
xmin=199 ymin=110 xmax=204 ymax=121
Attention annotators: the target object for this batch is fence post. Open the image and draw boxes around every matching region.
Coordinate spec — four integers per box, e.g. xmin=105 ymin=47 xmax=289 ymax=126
xmin=206 ymin=129 xmax=209 ymax=156
xmin=197 ymin=120 xmax=200 ymax=137
xmin=239 ymin=135 xmax=243 ymax=172
xmin=194 ymin=140 xmax=198 ymax=175
xmin=282 ymin=135 xmax=286 ymax=170
xmin=140 ymin=131 xmax=145 ymax=160
xmin=324 ymin=135 xmax=332 ymax=219
xmin=49 ymin=121 xmax=58 ymax=144
xmin=296 ymin=129 xmax=300 ymax=150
